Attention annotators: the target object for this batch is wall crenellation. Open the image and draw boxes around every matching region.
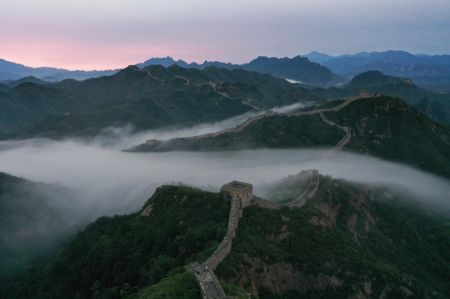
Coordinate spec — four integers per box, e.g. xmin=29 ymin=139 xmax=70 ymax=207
xmin=186 ymin=172 xmax=319 ymax=298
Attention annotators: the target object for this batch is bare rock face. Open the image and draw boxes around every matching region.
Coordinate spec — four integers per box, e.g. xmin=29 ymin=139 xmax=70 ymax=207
xmin=140 ymin=204 xmax=153 ymax=217
xmin=234 ymin=258 xmax=342 ymax=296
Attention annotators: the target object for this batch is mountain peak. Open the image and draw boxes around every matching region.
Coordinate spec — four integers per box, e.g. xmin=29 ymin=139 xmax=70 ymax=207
xmin=9 ymin=75 xmax=47 ymax=85
xmin=244 ymin=55 xmax=337 ymax=84
xmin=304 ymin=51 xmax=334 ymax=63
xmin=348 ymin=71 xmax=414 ymax=88
xmin=117 ymin=65 xmax=142 ymax=74
xmin=137 ymin=56 xmax=190 ymax=68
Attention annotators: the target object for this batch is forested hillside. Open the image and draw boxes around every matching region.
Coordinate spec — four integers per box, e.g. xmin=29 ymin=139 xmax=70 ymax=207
xmin=0 ymin=65 xmax=319 ymax=139
xmin=1 ymin=186 xmax=229 ymax=299
xmin=3 ymin=177 xmax=449 ymax=298
xmin=131 ymin=96 xmax=450 ymax=178
xmin=217 ymin=176 xmax=450 ymax=298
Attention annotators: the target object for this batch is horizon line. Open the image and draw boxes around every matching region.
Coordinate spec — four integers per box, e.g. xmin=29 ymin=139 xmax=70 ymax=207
xmin=2 ymin=49 xmax=450 ymax=72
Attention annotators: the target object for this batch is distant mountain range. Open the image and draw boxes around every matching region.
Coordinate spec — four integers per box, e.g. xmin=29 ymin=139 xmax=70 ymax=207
xmin=3 ymin=50 xmax=450 ymax=91
xmin=0 ymin=59 xmax=115 ymax=82
xmin=305 ymin=50 xmax=450 ymax=91
xmin=1 ymin=67 xmax=449 ymax=140
xmin=2 ymin=52 xmax=450 ymax=299
xmin=0 ymin=55 xmax=341 ymax=87
xmin=138 ymin=56 xmax=342 ymax=86
xmin=311 ymin=70 xmax=450 ymax=124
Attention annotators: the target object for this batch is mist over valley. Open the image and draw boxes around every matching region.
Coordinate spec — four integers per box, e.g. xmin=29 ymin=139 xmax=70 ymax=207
xmin=1 ymin=1 xmax=450 ymax=297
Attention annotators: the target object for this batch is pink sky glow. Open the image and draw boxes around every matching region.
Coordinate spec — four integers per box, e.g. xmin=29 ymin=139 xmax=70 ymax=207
xmin=1 ymin=0 xmax=449 ymax=70
xmin=0 ymin=39 xmax=216 ymax=70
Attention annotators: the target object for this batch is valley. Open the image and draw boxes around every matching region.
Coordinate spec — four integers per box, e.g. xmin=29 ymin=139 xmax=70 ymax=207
xmin=130 ymin=94 xmax=450 ymax=178
xmin=1 ymin=101 xmax=450 ymax=297
xmin=2 ymin=1 xmax=450 ymax=298
xmin=1 ymin=43 xmax=450 ymax=299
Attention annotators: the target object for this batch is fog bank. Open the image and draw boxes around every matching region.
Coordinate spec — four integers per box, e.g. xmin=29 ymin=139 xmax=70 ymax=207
xmin=89 ymin=101 xmax=312 ymax=149
xmin=0 ymin=102 xmax=449 ymax=268
xmin=1 ymin=141 xmax=449 ymax=217
xmin=1 ymin=134 xmax=449 ymax=275
xmin=2 ymin=102 xmax=449 ymax=276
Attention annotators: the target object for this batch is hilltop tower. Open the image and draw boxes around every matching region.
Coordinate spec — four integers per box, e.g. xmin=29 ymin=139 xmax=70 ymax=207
xmin=221 ymin=181 xmax=253 ymax=208
xmin=359 ymin=90 xmax=370 ymax=97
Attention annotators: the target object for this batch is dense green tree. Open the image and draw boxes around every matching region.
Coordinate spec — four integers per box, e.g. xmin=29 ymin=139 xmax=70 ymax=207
xmin=2 ymin=186 xmax=229 ymax=299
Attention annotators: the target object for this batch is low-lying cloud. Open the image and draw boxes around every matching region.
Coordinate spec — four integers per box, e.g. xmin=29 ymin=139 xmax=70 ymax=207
xmin=1 ymin=141 xmax=449 ymax=215
xmin=1 ymin=100 xmax=449 ymax=218
xmin=0 ymin=106 xmax=449 ymax=275
xmin=91 ymin=101 xmax=312 ymax=149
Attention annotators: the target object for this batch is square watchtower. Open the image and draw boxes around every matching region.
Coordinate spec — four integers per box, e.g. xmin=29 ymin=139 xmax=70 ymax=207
xmin=222 ymin=181 xmax=253 ymax=208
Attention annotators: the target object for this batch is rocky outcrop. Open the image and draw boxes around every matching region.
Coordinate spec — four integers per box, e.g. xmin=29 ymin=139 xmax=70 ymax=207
xmin=232 ymin=258 xmax=342 ymax=296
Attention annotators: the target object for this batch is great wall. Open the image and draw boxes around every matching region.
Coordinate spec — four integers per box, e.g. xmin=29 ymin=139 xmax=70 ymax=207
xmin=143 ymin=92 xmax=376 ymax=150
xmin=146 ymin=95 xmax=373 ymax=298
xmin=182 ymin=95 xmax=374 ymax=298
xmin=251 ymin=169 xmax=320 ymax=210
xmin=185 ymin=197 xmax=241 ymax=299
xmin=186 ymin=170 xmax=320 ymax=299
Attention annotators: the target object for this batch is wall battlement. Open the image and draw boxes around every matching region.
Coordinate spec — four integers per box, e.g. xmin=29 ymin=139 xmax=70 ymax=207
xmin=187 ymin=193 xmax=246 ymax=299
xmin=186 ymin=173 xmax=319 ymax=298
xmin=222 ymin=181 xmax=253 ymax=208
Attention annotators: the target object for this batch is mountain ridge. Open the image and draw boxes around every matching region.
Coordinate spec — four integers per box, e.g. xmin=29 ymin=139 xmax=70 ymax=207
xmin=305 ymin=50 xmax=450 ymax=91
xmin=2 ymin=175 xmax=449 ymax=298
xmin=0 ymin=58 xmax=116 ymax=82
xmin=137 ymin=55 xmax=340 ymax=86
xmin=0 ymin=65 xmax=319 ymax=139
xmin=131 ymin=95 xmax=450 ymax=178
xmin=0 ymin=55 xmax=339 ymax=87
xmin=3 ymin=50 xmax=450 ymax=90
xmin=311 ymin=70 xmax=450 ymax=124
xmin=0 ymin=172 xmax=83 ymax=279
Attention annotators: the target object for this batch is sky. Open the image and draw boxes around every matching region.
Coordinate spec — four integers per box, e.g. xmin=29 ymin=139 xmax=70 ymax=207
xmin=1 ymin=0 xmax=449 ymax=70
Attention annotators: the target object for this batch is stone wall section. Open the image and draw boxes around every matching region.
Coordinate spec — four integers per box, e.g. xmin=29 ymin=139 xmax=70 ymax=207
xmin=252 ymin=169 xmax=319 ymax=210
xmin=186 ymin=170 xmax=320 ymax=298
xmin=203 ymin=197 xmax=241 ymax=270
xmin=186 ymin=197 xmax=243 ymax=299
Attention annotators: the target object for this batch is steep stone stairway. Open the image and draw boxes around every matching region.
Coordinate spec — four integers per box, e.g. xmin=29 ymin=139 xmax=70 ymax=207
xmin=187 ymin=170 xmax=321 ymax=298
xmin=186 ymin=198 xmax=242 ymax=299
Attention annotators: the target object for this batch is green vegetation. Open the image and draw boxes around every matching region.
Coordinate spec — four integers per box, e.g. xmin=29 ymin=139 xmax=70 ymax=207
xmin=220 ymin=281 xmax=252 ymax=299
xmin=0 ymin=65 xmax=319 ymax=139
xmin=216 ymin=176 xmax=450 ymax=298
xmin=312 ymin=71 xmax=450 ymax=124
xmin=0 ymin=172 xmax=80 ymax=279
xmin=327 ymin=96 xmax=450 ymax=177
xmin=261 ymin=171 xmax=311 ymax=203
xmin=131 ymin=114 xmax=344 ymax=152
xmin=317 ymin=50 xmax=450 ymax=93
xmin=134 ymin=95 xmax=450 ymax=179
xmin=2 ymin=67 xmax=449 ymax=140
xmin=139 ymin=55 xmax=339 ymax=86
xmin=1 ymin=185 xmax=229 ymax=299
xmin=241 ymin=56 xmax=338 ymax=86
xmin=132 ymin=270 xmax=200 ymax=299
xmin=2 ymin=176 xmax=449 ymax=298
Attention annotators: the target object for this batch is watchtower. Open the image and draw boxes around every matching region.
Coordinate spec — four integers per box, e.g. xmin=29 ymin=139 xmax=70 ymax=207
xmin=359 ymin=90 xmax=370 ymax=98
xmin=221 ymin=181 xmax=253 ymax=208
